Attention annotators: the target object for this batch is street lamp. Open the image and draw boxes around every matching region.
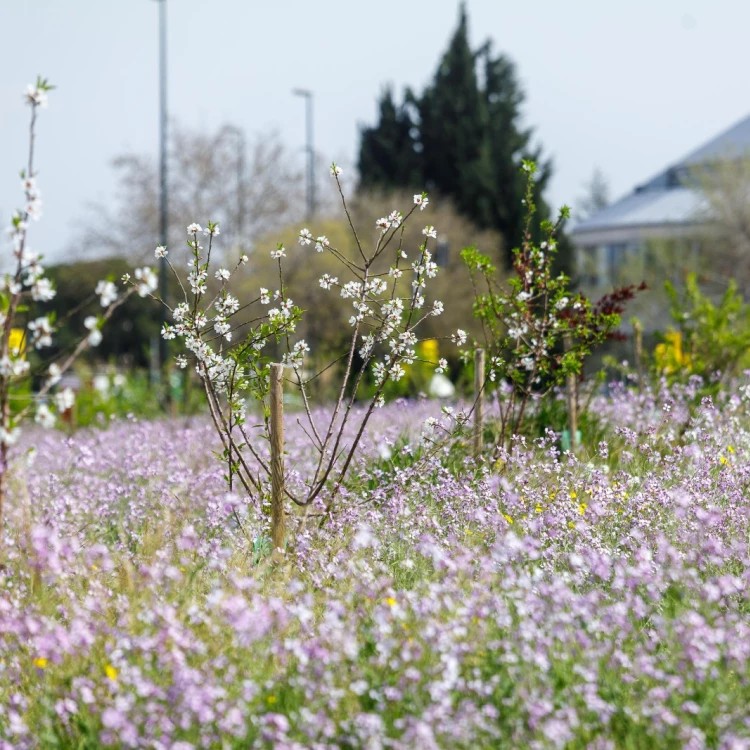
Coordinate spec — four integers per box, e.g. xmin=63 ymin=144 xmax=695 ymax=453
xmin=154 ymin=0 xmax=168 ymax=375
xmin=292 ymin=88 xmax=315 ymax=221
xmin=224 ymin=125 xmax=246 ymax=261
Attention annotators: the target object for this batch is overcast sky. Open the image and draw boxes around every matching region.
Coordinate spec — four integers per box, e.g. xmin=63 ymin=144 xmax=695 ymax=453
xmin=1 ymin=0 xmax=749 ymax=261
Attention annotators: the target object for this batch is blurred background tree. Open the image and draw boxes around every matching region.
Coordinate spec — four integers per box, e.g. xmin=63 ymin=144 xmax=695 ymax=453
xmin=358 ymin=4 xmax=563 ymax=270
xmin=692 ymin=158 xmax=750 ymax=288
xmin=576 ymin=168 xmax=611 ymax=221
xmin=75 ymin=124 xmax=308 ymax=265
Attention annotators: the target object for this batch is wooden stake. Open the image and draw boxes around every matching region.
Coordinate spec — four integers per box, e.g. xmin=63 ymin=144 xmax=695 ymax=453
xmin=564 ymin=335 xmax=578 ymax=452
xmin=633 ymin=320 xmax=643 ymax=392
xmin=269 ymin=363 xmax=285 ymax=552
xmin=473 ymin=348 xmax=485 ymax=459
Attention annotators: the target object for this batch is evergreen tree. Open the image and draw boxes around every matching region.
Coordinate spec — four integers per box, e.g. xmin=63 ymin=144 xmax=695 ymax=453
xmin=358 ymin=4 xmax=560 ymax=267
xmin=418 ymin=6 xmax=494 ymax=227
xmin=482 ymin=47 xmax=553 ymax=253
xmin=358 ymin=87 xmax=422 ymax=190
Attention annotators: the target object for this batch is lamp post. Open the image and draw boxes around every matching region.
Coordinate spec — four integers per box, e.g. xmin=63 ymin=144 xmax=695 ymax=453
xmin=224 ymin=125 xmax=246 ymax=260
xmin=292 ymin=88 xmax=315 ymax=221
xmin=154 ymin=0 xmax=168 ymax=375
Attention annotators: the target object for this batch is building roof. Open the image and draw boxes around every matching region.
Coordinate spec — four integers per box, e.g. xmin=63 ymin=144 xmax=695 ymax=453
xmin=571 ymin=113 xmax=750 ymax=241
xmin=573 ymin=186 xmax=705 ymax=233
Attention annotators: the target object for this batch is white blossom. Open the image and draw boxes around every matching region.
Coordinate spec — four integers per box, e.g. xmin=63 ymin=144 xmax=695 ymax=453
xmin=54 ymin=387 xmax=75 ymax=412
xmin=0 ymin=427 xmax=19 ymax=446
xmin=31 ymin=278 xmax=56 ymax=302
xmin=134 ymin=267 xmax=158 ymax=297
xmin=95 ymin=280 xmax=118 ymax=307
xmin=24 ymin=84 xmax=48 ymax=108
xmin=283 ymin=340 xmax=310 ymax=369
xmin=413 ymin=194 xmax=429 ymax=210
xmin=173 ymin=302 xmax=190 ymax=322
xmin=319 ymin=274 xmax=338 ymax=290
xmin=376 ymin=217 xmax=391 ymax=233
xmin=28 ymin=316 xmax=53 ymax=349
xmin=35 ymin=403 xmax=55 ymax=429
xmin=47 ymin=363 xmax=62 ymax=386
xmin=388 ymin=210 xmax=402 ymax=229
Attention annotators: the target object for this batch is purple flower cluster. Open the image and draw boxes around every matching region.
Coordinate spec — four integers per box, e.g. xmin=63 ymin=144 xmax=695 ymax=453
xmin=2 ymin=381 xmax=750 ymax=748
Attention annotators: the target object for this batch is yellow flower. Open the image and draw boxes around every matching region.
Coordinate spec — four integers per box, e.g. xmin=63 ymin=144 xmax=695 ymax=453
xmin=568 ymin=521 xmax=575 ymax=529
xmin=503 ymin=514 xmax=514 ymax=525
xmin=728 ymin=446 xmax=735 ymax=454
xmin=385 ymin=597 xmax=397 ymax=607
xmin=464 ymin=529 xmax=473 ymax=535
xmin=91 ymin=564 xmax=98 ymax=571
xmin=569 ymin=491 xmax=577 ymax=500
xmin=720 ymin=456 xmax=728 ymax=465
xmin=578 ymin=503 xmax=587 ymax=516
xmin=535 ymin=504 xmax=543 ymax=514
xmin=267 ymin=695 xmax=277 ymax=704
xmin=549 ymin=491 xmax=556 ymax=500
xmin=105 ymin=664 xmax=118 ymax=681
xmin=33 ymin=657 xmax=48 ymax=669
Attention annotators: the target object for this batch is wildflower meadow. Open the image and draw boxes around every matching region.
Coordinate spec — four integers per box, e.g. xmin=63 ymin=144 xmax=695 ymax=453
xmin=3 ymin=79 xmax=750 ymax=750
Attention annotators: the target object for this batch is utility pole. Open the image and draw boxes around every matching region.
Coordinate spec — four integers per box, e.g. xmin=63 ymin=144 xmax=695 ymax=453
xmin=155 ymin=0 xmax=169 ymax=374
xmin=237 ymin=129 xmax=245 ymax=254
xmin=225 ymin=125 xmax=246 ymax=260
xmin=292 ymin=88 xmax=315 ymax=221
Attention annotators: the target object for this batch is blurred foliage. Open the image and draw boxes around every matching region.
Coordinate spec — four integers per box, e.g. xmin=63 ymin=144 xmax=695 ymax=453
xmin=65 ymin=366 xmax=205 ymax=429
xmin=75 ymin=125 xmax=307 ymax=266
xmin=30 ymin=257 xmax=179 ymax=369
xmin=661 ymin=272 xmax=750 ymax=383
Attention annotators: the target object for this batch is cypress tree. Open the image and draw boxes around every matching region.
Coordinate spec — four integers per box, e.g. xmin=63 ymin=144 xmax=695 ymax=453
xmin=357 ymin=4 xmax=562 ymax=267
xmin=358 ymin=87 xmax=422 ymax=190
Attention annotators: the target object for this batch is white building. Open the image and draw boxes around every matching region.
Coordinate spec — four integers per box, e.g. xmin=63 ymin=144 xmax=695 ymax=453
xmin=570 ymin=114 xmax=750 ymax=292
